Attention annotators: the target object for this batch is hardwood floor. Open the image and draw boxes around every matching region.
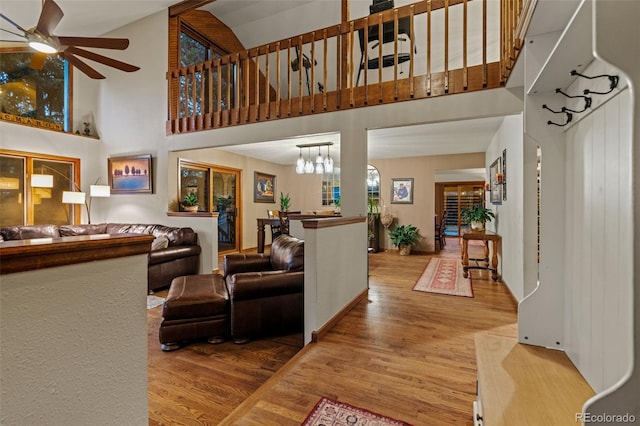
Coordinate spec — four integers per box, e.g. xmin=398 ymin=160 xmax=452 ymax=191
xmin=148 ymin=238 xmax=517 ymax=425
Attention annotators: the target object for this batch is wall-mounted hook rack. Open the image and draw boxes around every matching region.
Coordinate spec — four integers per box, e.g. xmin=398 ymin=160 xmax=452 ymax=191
xmin=570 ymin=70 xmax=619 ymax=95
xmin=542 ymin=104 xmax=564 ymax=114
xmin=547 ymin=111 xmax=573 ymax=127
xmin=554 ymin=88 xmax=592 ymax=113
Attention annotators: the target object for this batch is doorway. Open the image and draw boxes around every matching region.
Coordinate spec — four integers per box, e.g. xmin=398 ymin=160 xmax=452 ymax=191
xmin=435 ymin=182 xmax=485 ymax=236
xmin=212 ymin=166 xmax=241 ymax=253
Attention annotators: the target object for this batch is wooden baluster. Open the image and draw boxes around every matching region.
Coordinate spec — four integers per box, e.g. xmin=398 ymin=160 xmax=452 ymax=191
xmin=378 ymin=13 xmax=383 ymax=102
xmin=336 ymin=25 xmax=341 ymax=108
xmin=310 ymin=32 xmax=315 ymax=112
xmin=276 ymin=42 xmax=281 ymax=117
xmin=483 ymin=0 xmax=487 ymax=87
xmin=244 ymin=55 xmax=250 ymax=123
xmin=255 ymin=47 xmax=260 ymax=121
xmin=235 ymin=53 xmax=240 ymax=123
xmin=444 ymin=0 xmax=449 ymax=94
xmin=349 ymin=21 xmax=354 ymax=106
xmin=207 ymin=62 xmax=213 ymax=128
xmin=463 ymin=0 xmax=468 ymax=90
xmin=323 ymin=29 xmax=328 ymax=110
xmin=287 ymin=39 xmax=292 ymax=116
xmin=363 ymin=16 xmax=368 ymax=104
xmin=393 ymin=9 xmax=399 ymax=100
xmin=427 ymin=0 xmax=431 ymax=96
xmin=216 ymin=59 xmax=222 ymax=127
xmin=409 ymin=5 xmax=415 ymax=98
xmin=224 ymin=58 xmax=230 ymax=125
xmin=197 ymin=64 xmax=204 ymax=130
xmin=189 ymin=65 xmax=196 ymax=130
xmin=265 ymin=43 xmax=270 ymax=119
xmin=298 ymin=35 xmax=303 ymax=114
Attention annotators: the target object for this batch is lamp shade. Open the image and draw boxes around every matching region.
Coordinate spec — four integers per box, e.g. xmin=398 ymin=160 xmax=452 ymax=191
xmin=90 ymin=185 xmax=111 ymax=197
xmin=62 ymin=191 xmax=86 ymax=204
xmin=31 ymin=174 xmax=54 ymax=188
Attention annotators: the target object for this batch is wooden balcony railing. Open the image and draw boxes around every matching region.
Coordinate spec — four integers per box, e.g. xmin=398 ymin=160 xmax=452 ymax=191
xmin=166 ymin=0 xmax=528 ymax=135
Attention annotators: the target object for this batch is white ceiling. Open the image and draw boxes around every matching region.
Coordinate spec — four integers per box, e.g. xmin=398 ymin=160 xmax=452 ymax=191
xmin=0 ymin=0 xmax=519 ymax=170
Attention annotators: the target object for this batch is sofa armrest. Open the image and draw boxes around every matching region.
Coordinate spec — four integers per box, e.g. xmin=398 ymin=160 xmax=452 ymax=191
xmin=226 ymin=270 xmax=304 ymax=301
xmin=223 ymin=254 xmax=272 ymax=277
xmin=148 ymin=246 xmax=201 ymax=266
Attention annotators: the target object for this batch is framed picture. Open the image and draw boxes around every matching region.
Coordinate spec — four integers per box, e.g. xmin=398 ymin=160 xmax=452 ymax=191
xmin=391 ymin=178 xmax=414 ymax=204
xmin=108 ymin=154 xmax=153 ymax=194
xmin=490 ymin=157 xmax=502 ymax=205
xmin=254 ymin=171 xmax=275 ymax=203
xmin=502 ymin=148 xmax=507 ymax=201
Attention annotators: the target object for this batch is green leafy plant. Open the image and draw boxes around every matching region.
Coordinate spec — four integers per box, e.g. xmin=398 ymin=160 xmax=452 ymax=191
xmin=388 ymin=224 xmax=421 ymax=248
xmin=461 ymin=205 xmax=495 ymax=224
xmin=367 ymin=195 xmax=380 ymax=215
xmin=280 ymin=192 xmax=291 ymax=211
xmin=182 ymin=192 xmax=198 ymax=207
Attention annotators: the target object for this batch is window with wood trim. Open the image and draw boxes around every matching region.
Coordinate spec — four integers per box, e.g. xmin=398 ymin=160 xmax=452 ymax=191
xmin=0 ymin=150 xmax=81 ymax=227
xmin=0 ymin=50 xmax=71 ymax=132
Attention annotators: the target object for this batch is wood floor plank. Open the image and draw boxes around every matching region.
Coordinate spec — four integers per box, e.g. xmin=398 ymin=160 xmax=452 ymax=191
xmin=148 ymin=238 xmax=517 ymax=425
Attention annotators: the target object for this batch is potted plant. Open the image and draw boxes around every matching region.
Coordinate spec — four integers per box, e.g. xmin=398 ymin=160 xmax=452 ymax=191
xmin=461 ymin=205 xmax=495 ymax=231
xmin=182 ymin=192 xmax=199 ymax=213
xmin=280 ymin=192 xmax=291 ymax=211
xmin=388 ymin=224 xmax=421 ymax=255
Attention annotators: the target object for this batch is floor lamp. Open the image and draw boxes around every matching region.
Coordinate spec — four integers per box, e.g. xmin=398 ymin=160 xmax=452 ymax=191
xmin=31 ymin=168 xmax=110 ymax=224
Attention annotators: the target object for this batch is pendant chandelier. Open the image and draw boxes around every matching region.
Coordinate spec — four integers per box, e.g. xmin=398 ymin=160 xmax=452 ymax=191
xmin=295 ymin=142 xmax=334 ymax=175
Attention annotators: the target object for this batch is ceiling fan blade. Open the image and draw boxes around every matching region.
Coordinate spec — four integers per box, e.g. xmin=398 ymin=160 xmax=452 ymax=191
xmin=36 ymin=0 xmax=64 ymax=37
xmin=29 ymin=52 xmax=48 ymax=70
xmin=62 ymin=52 xmax=105 ymax=79
xmin=0 ymin=13 xmax=28 ymax=33
xmin=65 ymin=46 xmax=140 ymax=73
xmin=57 ymin=36 xmax=129 ymax=50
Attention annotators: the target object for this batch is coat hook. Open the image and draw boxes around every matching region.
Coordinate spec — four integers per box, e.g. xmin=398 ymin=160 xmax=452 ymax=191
xmin=542 ymin=104 xmax=563 ymax=114
xmin=547 ymin=111 xmax=573 ymax=127
xmin=570 ymin=70 xmax=619 ymax=95
xmin=554 ymin=88 xmax=592 ymax=113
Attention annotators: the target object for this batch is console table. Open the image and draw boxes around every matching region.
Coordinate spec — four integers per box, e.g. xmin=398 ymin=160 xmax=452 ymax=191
xmin=461 ymin=230 xmax=501 ymax=281
xmin=256 ymin=217 xmax=281 ymax=253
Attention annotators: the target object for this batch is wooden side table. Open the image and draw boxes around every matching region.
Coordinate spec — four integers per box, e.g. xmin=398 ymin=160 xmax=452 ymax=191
xmin=461 ymin=230 xmax=501 ymax=281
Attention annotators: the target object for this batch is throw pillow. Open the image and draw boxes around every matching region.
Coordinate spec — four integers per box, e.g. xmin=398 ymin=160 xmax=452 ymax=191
xmin=151 ymin=235 xmax=169 ymax=251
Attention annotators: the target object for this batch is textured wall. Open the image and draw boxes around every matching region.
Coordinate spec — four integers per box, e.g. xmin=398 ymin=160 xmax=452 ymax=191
xmin=0 ymin=255 xmax=149 ymax=425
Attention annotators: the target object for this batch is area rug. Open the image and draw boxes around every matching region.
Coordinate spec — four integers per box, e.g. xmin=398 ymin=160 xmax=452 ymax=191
xmin=302 ymin=397 xmax=412 ymax=426
xmin=412 ymin=257 xmax=473 ymax=298
xmin=147 ymin=295 xmax=165 ymax=310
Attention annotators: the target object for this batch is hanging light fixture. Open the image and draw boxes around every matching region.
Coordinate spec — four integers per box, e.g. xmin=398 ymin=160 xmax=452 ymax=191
xmin=295 ymin=142 xmax=335 ymax=175
xmin=315 ymin=147 xmax=324 ymax=174
xmin=304 ymin=147 xmax=314 ymax=174
xmin=295 ymin=147 xmax=305 ymax=174
xmin=324 ymin=145 xmax=334 ymax=173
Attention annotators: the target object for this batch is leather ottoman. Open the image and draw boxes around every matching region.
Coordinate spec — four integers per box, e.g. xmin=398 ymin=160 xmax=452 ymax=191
xmin=159 ymin=274 xmax=229 ymax=351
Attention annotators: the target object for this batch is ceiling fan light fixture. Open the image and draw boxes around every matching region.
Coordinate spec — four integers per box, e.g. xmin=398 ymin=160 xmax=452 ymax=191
xmin=29 ymin=40 xmax=57 ymax=53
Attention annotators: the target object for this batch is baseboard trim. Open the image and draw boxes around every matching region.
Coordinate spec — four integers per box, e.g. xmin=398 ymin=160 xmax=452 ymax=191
xmin=311 ymin=288 xmax=369 ymax=343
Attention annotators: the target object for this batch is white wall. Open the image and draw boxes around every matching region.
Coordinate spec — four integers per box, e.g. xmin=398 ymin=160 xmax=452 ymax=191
xmin=484 ymin=114 xmax=524 ymax=300
xmin=563 ymin=63 xmax=633 ymax=393
xmin=1 ymin=255 xmax=149 ymax=425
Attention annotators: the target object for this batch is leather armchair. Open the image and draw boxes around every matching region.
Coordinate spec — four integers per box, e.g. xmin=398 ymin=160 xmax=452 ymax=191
xmin=223 ymin=234 xmax=304 ymax=343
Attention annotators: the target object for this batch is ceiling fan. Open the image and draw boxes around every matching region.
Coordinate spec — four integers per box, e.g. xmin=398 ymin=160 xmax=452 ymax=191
xmin=0 ymin=0 xmax=139 ymax=79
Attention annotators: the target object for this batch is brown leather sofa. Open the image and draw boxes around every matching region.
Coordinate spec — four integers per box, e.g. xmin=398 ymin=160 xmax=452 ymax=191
xmin=0 ymin=223 xmax=201 ymax=293
xmin=223 ymin=234 xmax=304 ymax=343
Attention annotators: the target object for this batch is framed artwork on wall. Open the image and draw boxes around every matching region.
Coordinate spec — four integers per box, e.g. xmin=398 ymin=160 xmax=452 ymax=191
xmin=502 ymin=148 xmax=507 ymax=201
xmin=254 ymin=171 xmax=275 ymax=203
xmin=108 ymin=154 xmax=153 ymax=194
xmin=490 ymin=157 xmax=502 ymax=205
xmin=391 ymin=178 xmax=414 ymax=204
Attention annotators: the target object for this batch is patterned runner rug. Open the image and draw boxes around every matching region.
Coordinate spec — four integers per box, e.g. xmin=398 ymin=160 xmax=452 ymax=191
xmin=412 ymin=257 xmax=473 ymax=298
xmin=302 ymin=397 xmax=412 ymax=426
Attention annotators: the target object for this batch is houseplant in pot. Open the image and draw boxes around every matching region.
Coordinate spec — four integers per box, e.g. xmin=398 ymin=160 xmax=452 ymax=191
xmin=461 ymin=205 xmax=495 ymax=231
xmin=182 ymin=192 xmax=199 ymax=213
xmin=280 ymin=192 xmax=291 ymax=212
xmin=388 ymin=224 xmax=421 ymax=255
